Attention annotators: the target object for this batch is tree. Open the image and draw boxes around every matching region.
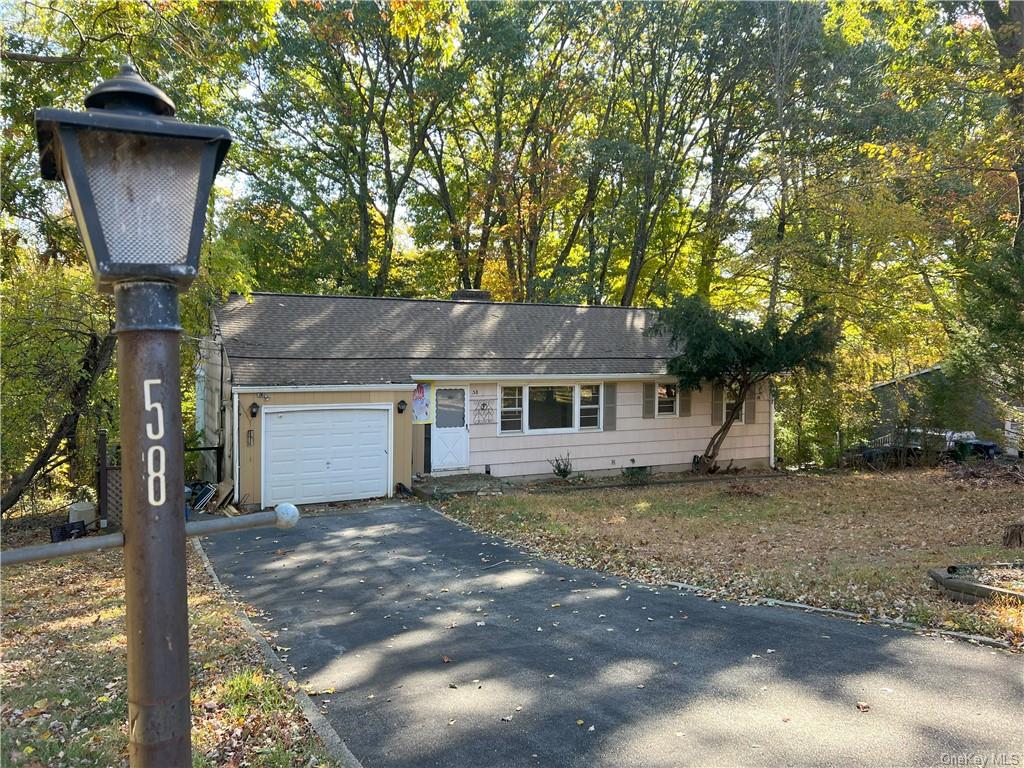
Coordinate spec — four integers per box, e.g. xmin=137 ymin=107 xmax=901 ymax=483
xmin=233 ymin=1 xmax=467 ymax=296
xmin=649 ymin=295 xmax=838 ymax=472
xmin=1 ymin=0 xmax=267 ymax=511
xmin=0 ymin=258 xmax=116 ymax=514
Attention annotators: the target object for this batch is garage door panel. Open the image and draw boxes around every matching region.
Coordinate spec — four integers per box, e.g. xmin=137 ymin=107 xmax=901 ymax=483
xmin=264 ymin=408 xmax=390 ymax=506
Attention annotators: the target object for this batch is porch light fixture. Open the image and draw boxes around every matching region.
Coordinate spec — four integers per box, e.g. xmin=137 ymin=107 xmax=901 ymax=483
xmin=249 ymin=402 xmax=260 ymax=418
xmin=397 ymin=399 xmax=408 ymax=414
xmin=35 ymin=61 xmax=231 ymax=292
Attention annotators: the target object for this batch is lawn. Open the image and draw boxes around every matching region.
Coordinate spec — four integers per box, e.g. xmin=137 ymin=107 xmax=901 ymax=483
xmin=1 ymin=537 xmax=337 ymax=767
xmin=445 ymin=467 xmax=1024 ymax=646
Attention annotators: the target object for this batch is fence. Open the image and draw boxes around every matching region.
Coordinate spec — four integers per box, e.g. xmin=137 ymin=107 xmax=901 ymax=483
xmin=96 ymin=431 xmax=223 ymax=530
xmin=97 ymin=429 xmax=123 ymax=529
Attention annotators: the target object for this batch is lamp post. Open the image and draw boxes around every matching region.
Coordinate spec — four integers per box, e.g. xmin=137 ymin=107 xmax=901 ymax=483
xmin=35 ymin=62 xmax=232 ymax=767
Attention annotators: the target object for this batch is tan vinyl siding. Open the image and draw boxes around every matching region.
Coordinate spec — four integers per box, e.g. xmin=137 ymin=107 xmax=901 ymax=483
xmin=235 ymin=389 xmax=412 ymax=508
xmin=466 ymin=381 xmax=770 ymax=478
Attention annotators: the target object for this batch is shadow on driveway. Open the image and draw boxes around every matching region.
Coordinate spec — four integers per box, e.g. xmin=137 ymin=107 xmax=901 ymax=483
xmin=202 ymin=502 xmax=1023 ymax=768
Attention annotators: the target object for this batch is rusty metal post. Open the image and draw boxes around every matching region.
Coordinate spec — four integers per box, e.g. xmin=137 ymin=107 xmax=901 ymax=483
xmin=115 ymin=280 xmax=191 ymax=766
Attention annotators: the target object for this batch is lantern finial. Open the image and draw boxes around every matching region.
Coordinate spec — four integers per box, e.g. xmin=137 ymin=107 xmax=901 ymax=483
xmin=84 ymin=61 xmax=176 ymax=117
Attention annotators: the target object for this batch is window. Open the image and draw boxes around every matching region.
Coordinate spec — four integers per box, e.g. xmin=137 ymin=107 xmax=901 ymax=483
xmin=528 ymin=385 xmax=574 ymax=431
xmin=500 ymin=386 xmax=523 ymax=432
xmin=579 ymin=384 xmax=601 ymax=429
xmin=724 ymin=395 xmax=745 ymax=425
xmin=657 ymin=384 xmax=677 ymax=416
xmin=436 ymin=388 xmax=466 ymax=428
xmin=499 ymin=383 xmax=606 ymax=434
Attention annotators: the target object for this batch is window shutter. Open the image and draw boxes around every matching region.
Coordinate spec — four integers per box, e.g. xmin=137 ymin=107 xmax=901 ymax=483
xmin=678 ymin=388 xmax=691 ymax=418
xmin=603 ymin=383 xmax=617 ymax=431
xmin=642 ymin=382 xmax=655 ymax=419
xmin=711 ymin=384 xmax=724 ymax=425
xmin=745 ymin=383 xmax=757 ymax=424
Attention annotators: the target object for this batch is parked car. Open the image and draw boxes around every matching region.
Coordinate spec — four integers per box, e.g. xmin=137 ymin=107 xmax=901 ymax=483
xmin=951 ymin=436 xmax=1001 ymax=460
xmin=845 ymin=430 xmax=1000 ymax=467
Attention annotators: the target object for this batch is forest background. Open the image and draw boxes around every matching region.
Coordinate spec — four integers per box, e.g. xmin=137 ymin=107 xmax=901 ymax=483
xmin=3 ymin=0 xmax=1022 ymax=507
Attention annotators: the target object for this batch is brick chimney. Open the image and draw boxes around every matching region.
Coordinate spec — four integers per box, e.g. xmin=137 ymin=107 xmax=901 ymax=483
xmin=450 ymin=289 xmax=492 ymax=302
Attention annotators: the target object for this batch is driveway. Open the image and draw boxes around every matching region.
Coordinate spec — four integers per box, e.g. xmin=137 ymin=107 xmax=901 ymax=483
xmin=203 ymin=502 xmax=1023 ymax=768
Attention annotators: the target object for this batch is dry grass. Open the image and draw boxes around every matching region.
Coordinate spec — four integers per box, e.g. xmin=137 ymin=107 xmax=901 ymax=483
xmin=1 ymin=538 xmax=337 ymax=767
xmin=445 ymin=468 xmax=1024 ymax=646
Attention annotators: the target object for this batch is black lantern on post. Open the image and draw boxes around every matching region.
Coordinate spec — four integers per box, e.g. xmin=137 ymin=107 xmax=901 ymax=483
xmin=35 ymin=62 xmax=231 ymax=768
xmin=36 ymin=62 xmax=231 ymax=292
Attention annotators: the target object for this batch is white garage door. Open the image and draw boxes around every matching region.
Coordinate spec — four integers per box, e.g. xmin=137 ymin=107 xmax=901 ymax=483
xmin=263 ymin=407 xmax=390 ymax=506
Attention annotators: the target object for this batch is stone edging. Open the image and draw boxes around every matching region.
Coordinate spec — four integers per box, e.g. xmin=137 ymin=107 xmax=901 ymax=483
xmin=191 ymin=538 xmax=364 ymax=768
xmin=527 ymin=471 xmax=787 ymax=495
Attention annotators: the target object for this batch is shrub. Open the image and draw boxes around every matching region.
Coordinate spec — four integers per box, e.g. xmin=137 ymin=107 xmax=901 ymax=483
xmin=548 ymin=452 xmax=573 ymax=479
xmin=621 ymin=465 xmax=652 ymax=485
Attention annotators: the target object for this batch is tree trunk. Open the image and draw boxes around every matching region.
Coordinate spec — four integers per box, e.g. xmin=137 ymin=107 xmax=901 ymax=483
xmin=355 ymin=158 xmax=373 ymax=294
xmin=1 ymin=332 xmax=116 ymax=514
xmin=698 ymin=383 xmax=750 ymax=473
xmin=620 ymin=216 xmax=651 ymax=307
xmin=1003 ymin=523 xmax=1024 ymax=549
xmin=695 ymin=226 xmax=721 ymax=300
xmin=374 ymin=205 xmax=396 ymax=296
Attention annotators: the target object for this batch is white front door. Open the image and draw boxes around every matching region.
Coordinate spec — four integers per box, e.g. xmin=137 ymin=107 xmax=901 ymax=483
xmin=432 ymin=387 xmax=469 ymax=471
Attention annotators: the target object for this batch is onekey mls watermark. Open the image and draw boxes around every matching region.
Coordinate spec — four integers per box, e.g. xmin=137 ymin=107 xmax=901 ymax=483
xmin=941 ymin=753 xmax=1021 ymax=767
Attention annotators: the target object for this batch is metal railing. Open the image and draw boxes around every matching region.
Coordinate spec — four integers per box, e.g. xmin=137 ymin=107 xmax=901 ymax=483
xmin=0 ymin=504 xmax=299 ymax=567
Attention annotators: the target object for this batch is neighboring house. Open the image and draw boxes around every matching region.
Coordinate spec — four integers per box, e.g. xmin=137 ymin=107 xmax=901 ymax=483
xmin=870 ymin=365 xmax=1023 ymax=457
xmin=199 ymin=291 xmax=774 ymax=508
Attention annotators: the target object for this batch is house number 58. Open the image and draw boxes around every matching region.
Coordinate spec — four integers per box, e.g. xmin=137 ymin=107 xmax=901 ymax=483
xmin=143 ymin=378 xmax=166 ymax=506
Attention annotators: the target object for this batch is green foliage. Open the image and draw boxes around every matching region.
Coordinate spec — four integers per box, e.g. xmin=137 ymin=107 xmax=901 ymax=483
xmin=1 ymin=1 xmax=266 ymax=505
xmin=3 ymin=0 xmax=1022 ymax=485
xmin=548 ymin=452 xmax=574 ymax=480
xmin=0 ymin=256 xmax=116 ymax=494
xmin=620 ymin=465 xmax=652 ymax=486
xmin=651 ymin=296 xmax=839 ymax=394
xmin=651 ymin=295 xmax=838 ymax=468
xmin=220 ymin=669 xmax=288 ymax=719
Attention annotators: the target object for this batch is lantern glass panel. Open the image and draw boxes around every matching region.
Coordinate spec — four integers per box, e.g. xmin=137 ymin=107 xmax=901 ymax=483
xmin=77 ymin=129 xmax=203 ymax=265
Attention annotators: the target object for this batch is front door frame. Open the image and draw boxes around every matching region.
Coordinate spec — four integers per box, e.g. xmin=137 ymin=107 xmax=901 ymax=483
xmin=431 ymin=386 xmax=470 ymax=472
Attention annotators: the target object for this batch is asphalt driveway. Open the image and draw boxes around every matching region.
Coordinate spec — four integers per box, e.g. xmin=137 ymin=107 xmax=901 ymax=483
xmin=203 ymin=502 xmax=1023 ymax=768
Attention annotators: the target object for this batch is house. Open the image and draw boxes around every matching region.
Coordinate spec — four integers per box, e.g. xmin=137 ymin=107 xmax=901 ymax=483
xmin=198 ymin=290 xmax=774 ymax=508
xmin=870 ymin=365 xmax=1022 ymax=457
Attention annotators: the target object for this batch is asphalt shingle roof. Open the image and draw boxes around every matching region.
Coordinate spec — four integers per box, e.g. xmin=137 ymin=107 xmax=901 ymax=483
xmin=217 ymin=293 xmax=673 ymax=387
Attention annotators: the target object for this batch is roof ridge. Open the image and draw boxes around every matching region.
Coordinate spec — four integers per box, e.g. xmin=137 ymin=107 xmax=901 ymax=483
xmin=236 ymin=291 xmax=656 ymax=311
